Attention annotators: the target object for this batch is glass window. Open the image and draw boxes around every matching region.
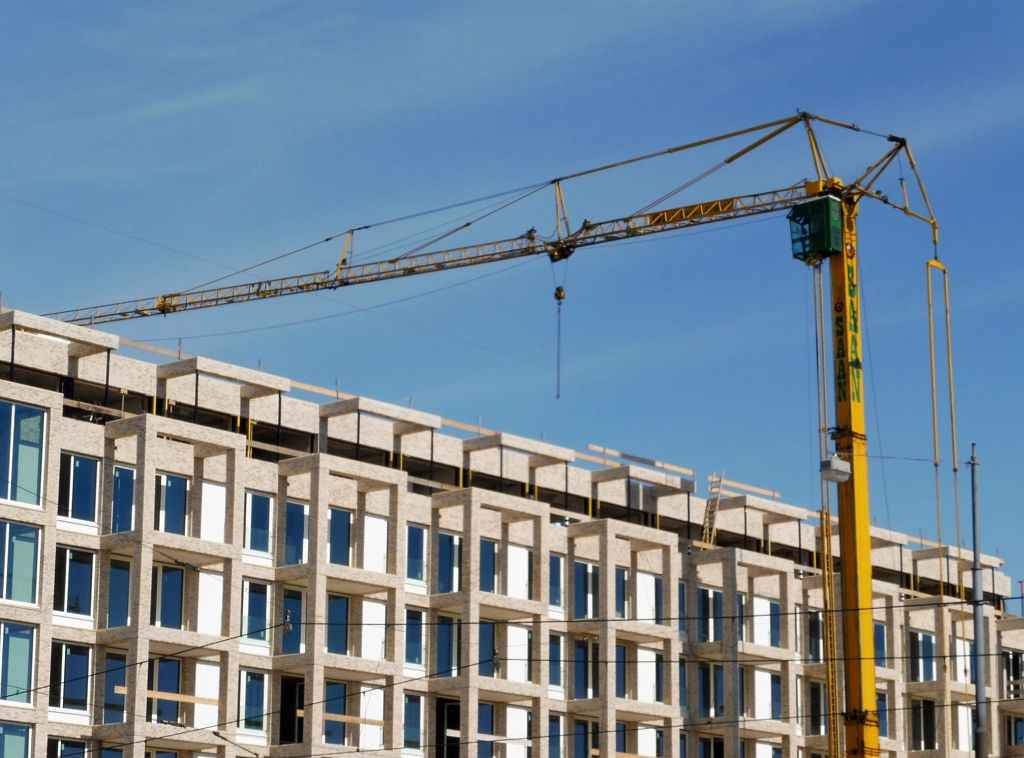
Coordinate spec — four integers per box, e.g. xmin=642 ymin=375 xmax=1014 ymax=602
xmin=406 ymin=525 xmax=425 ymax=581
xmin=616 ymin=723 xmax=627 ymax=752
xmin=549 ymin=713 xmax=563 ymax=758
xmin=808 ymin=681 xmax=827 ymax=735
xmin=480 ymin=539 xmax=497 ymax=592
xmin=324 ymin=680 xmax=347 ymax=744
xmin=771 ymin=674 xmax=782 ymax=719
xmin=550 ymin=554 xmax=563 ymax=607
xmin=875 ymin=622 xmax=887 ymax=666
xmin=147 ymin=658 xmax=180 ymax=724
xmin=437 ymin=533 xmax=460 ymax=593
xmin=1 ymin=520 xmax=38 ymax=603
xmin=328 ymin=508 xmax=351 ymax=565
xmin=615 ymin=644 xmax=627 ymax=698
xmin=107 ymin=560 xmax=130 ymax=627
xmin=876 ymin=691 xmax=888 ymax=737
xmin=436 ymin=616 xmax=459 ymax=677
xmin=573 ymin=561 xmax=598 ymax=620
xmin=909 ymin=631 xmax=936 ymax=682
xmin=698 ymin=662 xmax=724 ymax=718
xmin=244 ymin=492 xmax=272 ymax=553
xmin=678 ymin=658 xmax=687 ymax=711
xmin=574 ymin=639 xmax=599 ymax=699
xmin=1008 ymin=715 xmax=1024 ymax=746
xmin=150 ymin=565 xmax=183 ymax=629
xmin=240 ymin=670 xmax=266 ymax=732
xmin=697 ymin=588 xmax=723 ymax=642
xmin=49 ymin=642 xmax=90 ymax=710
xmin=405 ymin=609 xmax=424 ymax=665
xmin=103 ymin=653 xmax=126 ymax=723
xmin=48 ymin=738 xmax=86 ymax=758
xmin=807 ymin=609 xmax=824 ymax=662
xmin=0 ymin=721 xmax=31 ymax=758
xmin=0 ymin=402 xmax=45 ymax=505
xmin=678 ymin=582 xmax=687 ymax=638
xmin=326 ymin=595 xmax=349 ymax=654
xmin=58 ymin=453 xmax=98 ymax=521
xmin=403 ymin=693 xmax=422 ymax=748
xmin=910 ymin=698 xmax=936 ymax=749
xmin=769 ymin=602 xmax=782 ymax=647
xmin=283 ymin=502 xmax=307 ymax=565
xmin=479 ymin=621 xmax=496 ymax=677
xmin=54 ymin=547 xmax=93 ymax=616
xmin=573 ymin=719 xmax=599 ymax=758
xmin=154 ymin=473 xmax=188 ymax=535
xmin=1 ymin=621 xmax=34 ymax=703
xmin=282 ymin=589 xmax=303 ymax=654
xmin=736 ymin=593 xmax=746 ymax=641
xmin=111 ymin=466 xmax=135 ymax=533
xmin=243 ymin=580 xmax=269 ymax=642
xmin=615 ymin=567 xmax=627 ymax=618
xmin=478 ymin=702 xmax=495 ymax=758
xmin=101 ymin=749 xmax=123 ymax=758
xmin=550 ymin=635 xmax=563 ymax=687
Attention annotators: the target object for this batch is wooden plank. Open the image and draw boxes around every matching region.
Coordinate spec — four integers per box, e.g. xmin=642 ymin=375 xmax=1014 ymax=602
xmin=294 ymin=709 xmax=386 ymax=727
xmin=707 ymin=475 xmax=780 ymax=499
xmin=114 ymin=685 xmax=219 ymax=706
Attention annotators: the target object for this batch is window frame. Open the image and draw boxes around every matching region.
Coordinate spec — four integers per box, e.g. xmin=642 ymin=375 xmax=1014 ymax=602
xmin=281 ymin=588 xmax=304 ymax=654
xmin=154 ymin=472 xmax=189 ymax=536
xmin=405 ymin=608 xmax=425 ymax=666
xmin=327 ymin=507 xmax=352 ymax=566
xmin=238 ymin=669 xmax=267 ymax=733
xmin=406 ymin=524 xmax=426 ymax=582
xmin=57 ymin=452 xmax=99 ymax=522
xmin=49 ymin=642 xmax=90 ymax=712
xmin=106 ymin=559 xmax=131 ymax=628
xmin=111 ymin=465 xmax=135 ymax=533
xmin=150 ymin=564 xmax=185 ymax=630
xmin=0 ymin=400 xmax=46 ymax=507
xmin=242 ymin=579 xmax=270 ymax=643
xmin=403 ymin=692 xmax=423 ymax=749
xmin=283 ymin=501 xmax=308 ymax=565
xmin=244 ymin=491 xmax=273 ymax=554
xmin=53 ymin=546 xmax=94 ymax=617
xmin=0 ymin=620 xmax=35 ymax=704
xmin=103 ymin=652 xmax=127 ymax=724
xmin=0 ymin=519 xmax=39 ymax=604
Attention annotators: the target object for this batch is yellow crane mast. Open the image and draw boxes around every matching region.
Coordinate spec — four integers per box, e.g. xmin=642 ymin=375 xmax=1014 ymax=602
xmin=46 ymin=113 xmax=938 ymax=758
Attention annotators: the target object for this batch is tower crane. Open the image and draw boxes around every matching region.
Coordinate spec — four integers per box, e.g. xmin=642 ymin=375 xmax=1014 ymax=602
xmin=46 ymin=112 xmax=939 ymax=758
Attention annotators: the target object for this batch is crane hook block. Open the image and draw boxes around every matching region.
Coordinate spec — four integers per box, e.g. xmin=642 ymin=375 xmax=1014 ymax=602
xmin=554 ymin=286 xmax=566 ymax=302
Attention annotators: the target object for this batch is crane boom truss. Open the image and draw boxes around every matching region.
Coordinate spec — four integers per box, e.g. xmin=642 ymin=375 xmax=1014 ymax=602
xmin=47 ymin=186 xmax=809 ymax=325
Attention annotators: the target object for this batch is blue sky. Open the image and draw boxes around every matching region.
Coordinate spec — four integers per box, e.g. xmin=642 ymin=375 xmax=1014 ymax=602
xmin=3 ymin=2 xmax=1022 ymax=586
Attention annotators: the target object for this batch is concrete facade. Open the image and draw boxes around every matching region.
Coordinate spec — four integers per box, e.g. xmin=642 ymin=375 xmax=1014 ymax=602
xmin=0 ymin=310 xmax=1021 ymax=758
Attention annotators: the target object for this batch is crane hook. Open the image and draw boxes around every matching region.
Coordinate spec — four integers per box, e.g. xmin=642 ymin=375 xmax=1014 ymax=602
xmin=554 ymin=286 xmax=566 ymax=302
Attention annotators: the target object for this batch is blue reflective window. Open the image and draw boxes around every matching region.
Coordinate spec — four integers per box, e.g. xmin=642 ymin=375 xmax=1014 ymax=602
xmin=242 ymin=671 xmax=265 ymax=731
xmin=478 ymin=702 xmax=495 ymax=758
xmin=328 ymin=508 xmax=351 ymax=565
xmin=550 ymin=554 xmax=563 ymax=606
xmin=403 ymin=694 xmax=422 ymax=748
xmin=283 ymin=502 xmax=306 ymax=565
xmin=245 ymin=492 xmax=271 ymax=553
xmin=244 ymin=581 xmax=268 ymax=641
xmin=406 ymin=525 xmax=425 ymax=581
xmin=616 ymin=722 xmax=627 ymax=752
xmin=405 ymin=609 xmax=424 ymax=665
xmin=549 ymin=715 xmax=562 ymax=758
xmin=678 ymin=582 xmax=687 ymax=636
xmin=103 ymin=653 xmax=126 ymax=723
xmin=437 ymin=533 xmax=459 ymax=593
xmin=615 ymin=644 xmax=627 ymax=698
xmin=0 ymin=402 xmax=45 ymax=505
xmin=326 ymin=595 xmax=349 ymax=654
xmin=771 ymin=674 xmax=782 ymax=719
xmin=877 ymin=691 xmax=888 ymax=737
xmin=678 ymin=659 xmax=687 ymax=710
xmin=654 ymin=576 xmax=664 ymax=624
xmin=574 ymin=640 xmax=597 ymax=699
xmin=436 ymin=616 xmax=457 ymax=676
xmin=479 ymin=622 xmax=496 ymax=677
xmin=615 ymin=567 xmax=627 ymax=618
xmin=1 ymin=520 xmax=39 ymax=603
xmin=770 ymin=602 xmax=782 ymax=647
xmin=149 ymin=658 xmax=180 ymax=724
xmin=50 ymin=642 xmax=89 ymax=710
xmin=1 ymin=622 xmax=34 ymax=703
xmin=0 ymin=720 xmax=31 ymax=758
xmin=151 ymin=566 xmax=183 ymax=629
xmin=58 ymin=453 xmax=98 ymax=521
xmin=550 ymin=635 xmax=562 ymax=686
xmin=480 ymin=539 xmax=497 ymax=592
xmin=107 ymin=560 xmax=130 ymax=627
xmin=155 ymin=474 xmax=188 ymax=535
xmin=111 ymin=466 xmax=134 ymax=532
xmin=324 ymin=680 xmax=347 ymax=744
xmin=282 ymin=589 xmax=303 ymax=653
xmin=874 ymin=621 xmax=887 ymax=666
xmin=48 ymin=738 xmax=86 ymax=758
xmin=573 ymin=561 xmax=596 ymax=620
xmin=54 ymin=547 xmax=93 ymax=616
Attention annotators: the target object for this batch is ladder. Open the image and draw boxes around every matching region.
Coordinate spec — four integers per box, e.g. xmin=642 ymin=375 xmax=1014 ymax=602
xmin=702 ymin=473 xmax=725 ymax=545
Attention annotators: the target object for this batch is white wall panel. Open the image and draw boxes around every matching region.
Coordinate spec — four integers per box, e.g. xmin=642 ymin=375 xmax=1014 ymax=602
xmin=753 ymin=596 xmax=772 ymax=646
xmin=200 ymin=483 xmax=225 ymax=543
xmin=193 ymin=661 xmax=220 ymax=728
xmin=360 ymin=685 xmax=384 ymax=748
xmin=637 ymin=572 xmax=657 ymax=621
xmin=507 ymin=545 xmax=531 ymax=599
xmin=506 ymin=625 xmax=530 ymax=682
xmin=754 ymin=669 xmax=772 ymax=720
xmin=637 ymin=726 xmax=658 ymax=756
xmin=197 ymin=571 xmax=223 ymax=635
xmin=361 ymin=599 xmax=387 ymax=660
xmin=506 ymin=706 xmax=530 ymax=758
xmin=637 ymin=647 xmax=658 ymax=703
xmin=363 ymin=515 xmax=389 ymax=573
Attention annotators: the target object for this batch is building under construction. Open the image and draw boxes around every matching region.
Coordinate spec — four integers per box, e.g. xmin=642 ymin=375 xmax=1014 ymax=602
xmin=0 ymin=308 xmax=1020 ymax=758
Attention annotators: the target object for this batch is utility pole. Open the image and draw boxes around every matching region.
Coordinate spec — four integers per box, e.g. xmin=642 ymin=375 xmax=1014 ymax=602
xmin=970 ymin=443 xmax=987 ymax=757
